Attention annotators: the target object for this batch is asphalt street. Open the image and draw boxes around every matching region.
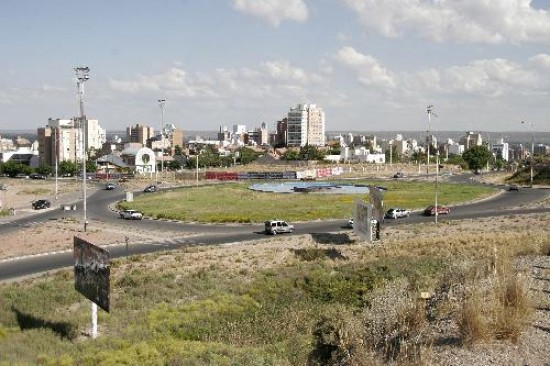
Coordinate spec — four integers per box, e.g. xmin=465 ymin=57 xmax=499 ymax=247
xmin=1 ymin=176 xmax=549 ymax=282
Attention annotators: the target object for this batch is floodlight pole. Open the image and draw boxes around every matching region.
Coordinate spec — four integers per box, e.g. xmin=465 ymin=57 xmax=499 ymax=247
xmin=75 ymin=67 xmax=89 ymax=232
xmin=426 ymin=105 xmax=433 ymax=176
xmin=389 ymin=141 xmax=393 ymax=166
xmin=76 ymin=66 xmax=96 ymax=339
xmin=521 ymin=121 xmax=534 ymax=188
xmin=427 ymin=105 xmax=439 ymax=223
xmin=159 ymin=99 xmax=166 ymax=180
xmin=54 ymin=128 xmax=58 ymax=201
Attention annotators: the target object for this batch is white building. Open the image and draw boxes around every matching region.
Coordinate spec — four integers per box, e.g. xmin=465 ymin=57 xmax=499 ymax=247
xmin=448 ymin=144 xmax=465 ymax=155
xmin=492 ymin=139 xmax=509 ymax=161
xmin=120 ymin=145 xmax=156 ymax=174
xmin=287 ymin=104 xmax=326 ymax=147
xmin=340 ymin=146 xmax=385 ymax=164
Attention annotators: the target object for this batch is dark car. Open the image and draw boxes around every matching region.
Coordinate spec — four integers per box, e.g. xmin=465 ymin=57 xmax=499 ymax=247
xmin=505 ymin=184 xmax=519 ymax=191
xmin=423 ymin=205 xmax=450 ymax=216
xmin=144 ymin=185 xmax=157 ymax=193
xmin=32 ymin=199 xmax=51 ymax=210
xmin=30 ymin=173 xmax=47 ymax=180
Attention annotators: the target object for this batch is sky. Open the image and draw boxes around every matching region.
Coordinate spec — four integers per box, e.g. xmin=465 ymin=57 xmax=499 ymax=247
xmin=1 ymin=0 xmax=550 ymax=133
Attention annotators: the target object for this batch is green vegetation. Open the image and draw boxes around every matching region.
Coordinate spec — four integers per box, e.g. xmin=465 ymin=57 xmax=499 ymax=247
xmin=119 ymin=180 xmax=495 ymax=223
xmin=1 ymin=217 xmax=546 ymax=365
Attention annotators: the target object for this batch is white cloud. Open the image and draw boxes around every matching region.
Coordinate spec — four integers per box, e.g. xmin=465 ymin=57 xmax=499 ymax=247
xmin=340 ymin=0 xmax=550 ymax=43
xmin=109 ymin=60 xmax=325 ymax=103
xmin=529 ymin=53 xmax=550 ymax=68
xmin=335 ymin=46 xmax=396 ymax=88
xmin=231 ymin=0 xmax=308 ymax=26
xmin=334 ymin=46 xmax=544 ymax=99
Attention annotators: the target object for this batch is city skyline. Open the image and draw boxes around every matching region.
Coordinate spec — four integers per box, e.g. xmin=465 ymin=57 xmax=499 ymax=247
xmin=1 ymin=1 xmax=550 ymax=132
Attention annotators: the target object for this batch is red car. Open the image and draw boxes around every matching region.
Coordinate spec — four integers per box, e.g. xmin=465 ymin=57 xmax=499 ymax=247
xmin=423 ymin=205 xmax=450 ymax=216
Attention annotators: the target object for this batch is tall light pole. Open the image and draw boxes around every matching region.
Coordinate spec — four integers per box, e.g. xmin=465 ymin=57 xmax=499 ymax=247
xmin=54 ymin=128 xmax=58 ymax=201
xmin=389 ymin=140 xmax=393 ymax=167
xmin=521 ymin=121 xmax=534 ymax=187
xmin=427 ymin=105 xmax=439 ymax=223
xmin=158 ymin=99 xmax=166 ymax=180
xmin=426 ymin=105 xmax=435 ymax=176
xmin=75 ymin=66 xmax=89 ymax=232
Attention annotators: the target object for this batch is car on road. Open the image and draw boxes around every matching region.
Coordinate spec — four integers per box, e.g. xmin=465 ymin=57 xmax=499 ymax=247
xmin=119 ymin=209 xmax=143 ymax=220
xmin=30 ymin=173 xmax=47 ymax=180
xmin=423 ymin=205 xmax=450 ymax=216
xmin=505 ymin=184 xmax=519 ymax=191
xmin=384 ymin=208 xmax=410 ymax=219
xmin=264 ymin=220 xmax=294 ymax=235
xmin=393 ymin=172 xmax=407 ymax=179
xmin=144 ymin=185 xmax=157 ymax=193
xmin=105 ymin=183 xmax=116 ymax=190
xmin=347 ymin=218 xmax=378 ymax=228
xmin=32 ymin=199 xmax=51 ymax=210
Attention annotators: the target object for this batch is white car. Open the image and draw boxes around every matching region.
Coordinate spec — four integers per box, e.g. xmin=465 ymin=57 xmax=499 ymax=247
xmin=347 ymin=218 xmax=378 ymax=228
xmin=119 ymin=209 xmax=143 ymax=220
xmin=384 ymin=208 xmax=410 ymax=220
xmin=264 ymin=220 xmax=294 ymax=235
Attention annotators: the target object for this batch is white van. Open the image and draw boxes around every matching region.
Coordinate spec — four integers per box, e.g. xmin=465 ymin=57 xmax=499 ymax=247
xmin=264 ymin=220 xmax=294 ymax=235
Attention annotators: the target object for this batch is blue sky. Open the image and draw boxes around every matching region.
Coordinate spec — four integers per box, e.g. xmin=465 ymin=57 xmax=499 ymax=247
xmin=1 ymin=0 xmax=550 ymax=133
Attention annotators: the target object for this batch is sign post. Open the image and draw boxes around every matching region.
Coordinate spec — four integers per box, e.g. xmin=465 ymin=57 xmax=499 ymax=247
xmin=74 ymin=236 xmax=110 ymax=338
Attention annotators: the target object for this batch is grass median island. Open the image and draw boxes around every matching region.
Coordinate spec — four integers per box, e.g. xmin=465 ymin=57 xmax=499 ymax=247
xmin=118 ymin=180 xmax=497 ymax=223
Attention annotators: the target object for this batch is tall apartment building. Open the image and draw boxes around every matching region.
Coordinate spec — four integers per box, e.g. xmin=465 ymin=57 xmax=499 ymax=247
xmin=38 ymin=118 xmax=106 ymax=166
xmin=127 ymin=124 xmax=155 ymax=146
xmin=286 ymin=104 xmax=326 ymax=147
xmin=459 ymin=132 xmax=483 ymax=150
xmin=275 ymin=118 xmax=288 ymax=146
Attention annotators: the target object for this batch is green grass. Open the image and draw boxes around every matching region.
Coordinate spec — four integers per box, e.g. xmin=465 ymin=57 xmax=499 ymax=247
xmin=119 ymin=180 xmax=496 ymax=223
xmin=0 ymin=254 xmax=445 ymax=365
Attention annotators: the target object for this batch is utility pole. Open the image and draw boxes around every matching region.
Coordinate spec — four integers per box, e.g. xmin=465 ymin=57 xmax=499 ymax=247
xmin=158 ymin=99 xmax=166 ymax=180
xmin=427 ymin=105 xmax=439 ymax=223
xmin=426 ymin=105 xmax=435 ymax=176
xmin=75 ymin=66 xmax=89 ymax=233
xmin=521 ymin=121 xmax=535 ymax=187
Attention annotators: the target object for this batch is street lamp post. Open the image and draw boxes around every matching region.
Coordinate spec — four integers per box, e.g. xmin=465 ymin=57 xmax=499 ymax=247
xmin=521 ymin=121 xmax=534 ymax=187
xmin=54 ymin=128 xmax=58 ymax=201
xmin=389 ymin=141 xmax=393 ymax=167
xmin=158 ymin=99 xmax=166 ymax=180
xmin=75 ymin=66 xmax=89 ymax=233
xmin=427 ymin=105 xmax=439 ymax=223
xmin=426 ymin=105 xmax=436 ymax=176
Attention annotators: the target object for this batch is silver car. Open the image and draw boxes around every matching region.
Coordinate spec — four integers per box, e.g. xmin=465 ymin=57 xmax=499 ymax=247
xmin=119 ymin=209 xmax=143 ymax=220
xmin=264 ymin=220 xmax=294 ymax=235
xmin=384 ymin=208 xmax=410 ymax=219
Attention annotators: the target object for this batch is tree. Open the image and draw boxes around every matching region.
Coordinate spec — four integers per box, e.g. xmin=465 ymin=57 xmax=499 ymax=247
xmin=35 ymin=165 xmax=53 ymax=176
xmin=86 ymin=159 xmax=97 ymax=173
xmin=59 ymin=160 xmax=78 ymax=177
xmin=462 ymin=145 xmax=492 ymax=172
xmin=0 ymin=161 xmax=30 ymax=177
xmin=167 ymin=160 xmax=181 ymax=171
xmin=238 ymin=147 xmax=260 ymax=165
xmin=282 ymin=149 xmax=299 ymax=161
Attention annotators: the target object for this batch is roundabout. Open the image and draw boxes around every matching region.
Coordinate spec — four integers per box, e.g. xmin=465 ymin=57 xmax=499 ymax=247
xmin=248 ymin=181 xmax=371 ymax=194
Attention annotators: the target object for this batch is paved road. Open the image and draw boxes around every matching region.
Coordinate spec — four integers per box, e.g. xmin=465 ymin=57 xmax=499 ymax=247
xmin=1 ymin=177 xmax=549 ymax=282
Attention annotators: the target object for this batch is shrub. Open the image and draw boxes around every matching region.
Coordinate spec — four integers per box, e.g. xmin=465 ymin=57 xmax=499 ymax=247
xmin=457 ymin=289 xmax=491 ymax=345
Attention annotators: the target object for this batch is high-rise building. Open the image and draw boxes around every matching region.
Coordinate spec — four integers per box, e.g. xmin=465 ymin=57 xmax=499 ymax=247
xmin=38 ymin=118 xmax=106 ymax=166
xmin=127 ymin=124 xmax=155 ymax=146
xmin=286 ymin=104 xmax=325 ymax=147
xmin=275 ymin=118 xmax=288 ymax=147
xmin=459 ymin=132 xmax=483 ymax=150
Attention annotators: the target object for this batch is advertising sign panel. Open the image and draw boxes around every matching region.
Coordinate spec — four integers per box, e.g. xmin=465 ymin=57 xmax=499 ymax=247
xmin=353 ymin=198 xmax=372 ymax=242
xmin=74 ymin=236 xmax=110 ymax=312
